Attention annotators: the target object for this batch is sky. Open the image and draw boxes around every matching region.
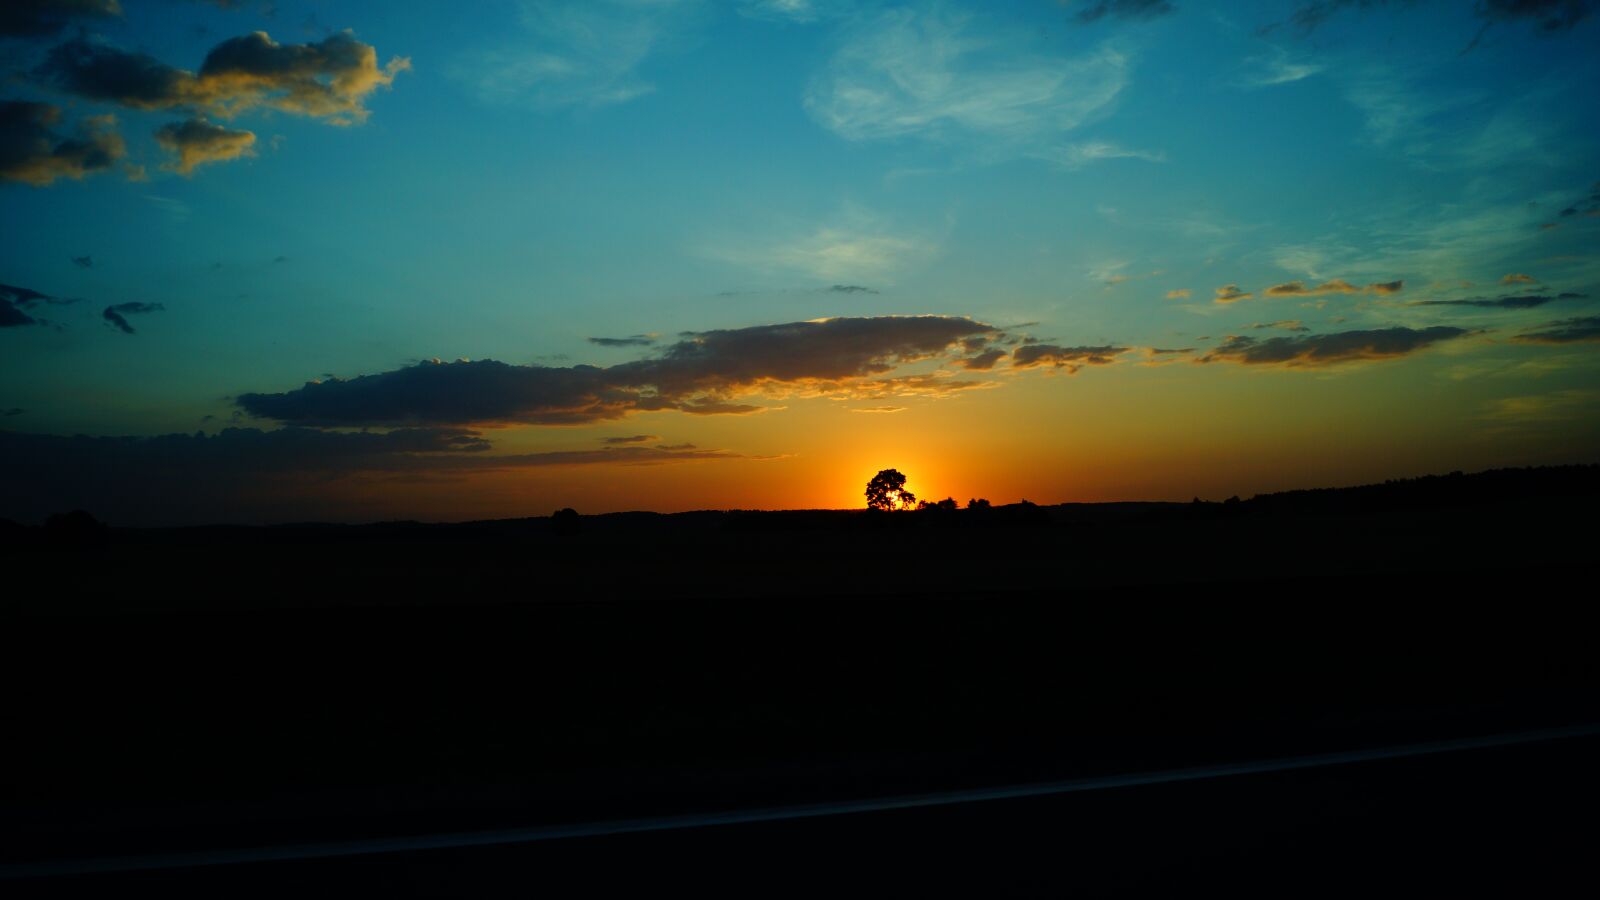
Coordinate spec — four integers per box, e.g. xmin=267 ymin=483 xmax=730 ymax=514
xmin=2 ymin=0 xmax=1599 ymax=525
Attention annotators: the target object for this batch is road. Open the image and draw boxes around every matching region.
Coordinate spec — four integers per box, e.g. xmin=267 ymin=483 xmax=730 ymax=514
xmin=9 ymin=724 xmax=1598 ymax=896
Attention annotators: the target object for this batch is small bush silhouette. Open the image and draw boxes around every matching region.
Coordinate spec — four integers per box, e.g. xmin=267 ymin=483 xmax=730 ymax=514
xmin=551 ymin=507 xmax=580 ymax=536
xmin=44 ymin=510 xmax=108 ymax=549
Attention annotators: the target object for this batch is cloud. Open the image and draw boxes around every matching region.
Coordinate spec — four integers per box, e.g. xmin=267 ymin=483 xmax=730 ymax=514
xmin=102 ymin=301 xmax=163 ymax=334
xmin=1281 ymin=0 xmax=1596 ymax=35
xmin=1 ymin=301 xmax=38 ymax=329
xmin=712 ymin=217 xmax=936 ymax=282
xmin=600 ymin=434 xmax=659 ymax=445
xmin=1072 ymin=0 xmax=1175 ymax=23
xmin=0 ymin=426 xmax=743 ymax=525
xmin=461 ymin=0 xmax=701 ymax=109
xmin=2 ymin=280 xmax=81 ymax=327
xmin=0 ymin=0 xmax=120 ymax=37
xmin=36 ymin=31 xmax=409 ymax=125
xmin=1011 ymin=343 xmax=1128 ymax=372
xmin=1482 ymin=388 xmax=1600 ymax=424
xmin=1501 ymin=273 xmax=1537 ymax=284
xmin=1165 ymin=288 xmax=1191 ymax=299
xmin=1196 ymin=326 xmax=1472 ymax=366
xmin=484 ymin=445 xmax=743 ymax=467
xmin=0 ymin=101 xmax=125 ymax=187
xmin=1411 ymin=292 xmax=1585 ymax=310
xmin=804 ymin=7 xmax=1126 ymax=163
xmin=1214 ymin=284 xmax=1252 ymax=303
xmin=1512 ymin=315 xmax=1600 ymax=344
xmin=1043 ymin=141 xmax=1166 ymax=169
xmin=1478 ymin=0 xmax=1596 ymax=31
xmin=847 ymin=371 xmax=996 ymax=399
xmin=1238 ymin=49 xmax=1323 ymax=87
xmin=71 ymin=255 xmax=93 ymax=268
xmin=238 ymin=315 xmax=999 ymax=427
xmin=1250 ymin=320 xmax=1310 ymax=332
xmin=850 ymin=405 xmax=905 ymax=413
xmin=826 ymin=284 xmax=879 ymax=294
xmin=143 ymin=194 xmax=191 ymax=221
xmin=155 ymin=117 xmax=256 ymax=174
xmin=588 ymin=334 xmax=656 ymax=347
xmin=1262 ymin=278 xmax=1404 ymax=297
xmin=956 ymin=348 xmax=1007 ymax=370
xmin=1096 ymin=265 xmax=1163 ymax=286
xmin=736 ymin=0 xmax=848 ymax=23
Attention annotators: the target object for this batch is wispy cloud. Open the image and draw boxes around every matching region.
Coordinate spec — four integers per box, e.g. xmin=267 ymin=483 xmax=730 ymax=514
xmin=736 ymin=0 xmax=847 ymax=23
xmin=1237 ymin=49 xmax=1322 ymax=88
xmin=460 ymin=0 xmax=703 ymax=109
xmin=141 ymin=192 xmax=189 ymax=219
xmin=1072 ymin=0 xmax=1175 ymax=24
xmin=1482 ymin=388 xmax=1600 ymax=425
xmin=1043 ymin=141 xmax=1165 ymax=169
xmin=804 ymin=7 xmax=1130 ymax=165
xmin=706 ymin=211 xmax=940 ymax=282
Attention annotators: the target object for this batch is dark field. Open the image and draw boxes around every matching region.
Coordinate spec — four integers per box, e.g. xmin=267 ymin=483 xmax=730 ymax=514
xmin=3 ymin=466 xmax=1598 ymax=893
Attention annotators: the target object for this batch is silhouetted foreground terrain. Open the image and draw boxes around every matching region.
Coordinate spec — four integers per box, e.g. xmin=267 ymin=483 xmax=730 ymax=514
xmin=3 ymin=465 xmax=1597 ymax=893
xmin=5 ymin=464 xmax=1598 ymax=612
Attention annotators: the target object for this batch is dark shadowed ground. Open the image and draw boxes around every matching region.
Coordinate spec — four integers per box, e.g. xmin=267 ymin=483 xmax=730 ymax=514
xmin=2 ymin=466 xmax=1597 ymax=894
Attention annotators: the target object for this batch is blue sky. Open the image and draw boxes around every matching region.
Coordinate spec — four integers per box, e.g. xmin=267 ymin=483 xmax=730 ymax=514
xmin=3 ymin=0 xmax=1598 ymax=523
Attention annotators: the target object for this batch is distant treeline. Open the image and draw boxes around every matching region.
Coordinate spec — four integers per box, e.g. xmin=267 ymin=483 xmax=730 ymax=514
xmin=1223 ymin=464 xmax=1600 ymax=517
xmin=2 ymin=464 xmax=1595 ymax=547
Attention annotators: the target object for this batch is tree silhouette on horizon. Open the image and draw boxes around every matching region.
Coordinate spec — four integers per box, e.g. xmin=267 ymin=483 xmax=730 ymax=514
xmin=865 ymin=469 xmax=916 ymax=511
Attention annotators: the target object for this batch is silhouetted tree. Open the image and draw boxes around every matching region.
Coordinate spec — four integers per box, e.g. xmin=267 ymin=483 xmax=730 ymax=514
xmin=917 ymin=497 xmax=958 ymax=511
xmin=551 ymin=507 xmax=580 ymax=536
xmin=967 ymin=498 xmax=990 ymax=510
xmin=865 ymin=469 xmax=916 ymax=511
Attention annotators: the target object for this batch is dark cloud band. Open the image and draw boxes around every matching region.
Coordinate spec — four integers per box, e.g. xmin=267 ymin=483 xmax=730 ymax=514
xmin=238 ymin=316 xmax=999 ymax=427
xmin=1513 ymin=316 xmax=1600 ymax=344
xmin=1197 ymin=326 xmax=1471 ymax=366
xmin=1011 ymin=344 xmax=1128 ymax=372
xmin=102 ymin=301 xmax=163 ymax=334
